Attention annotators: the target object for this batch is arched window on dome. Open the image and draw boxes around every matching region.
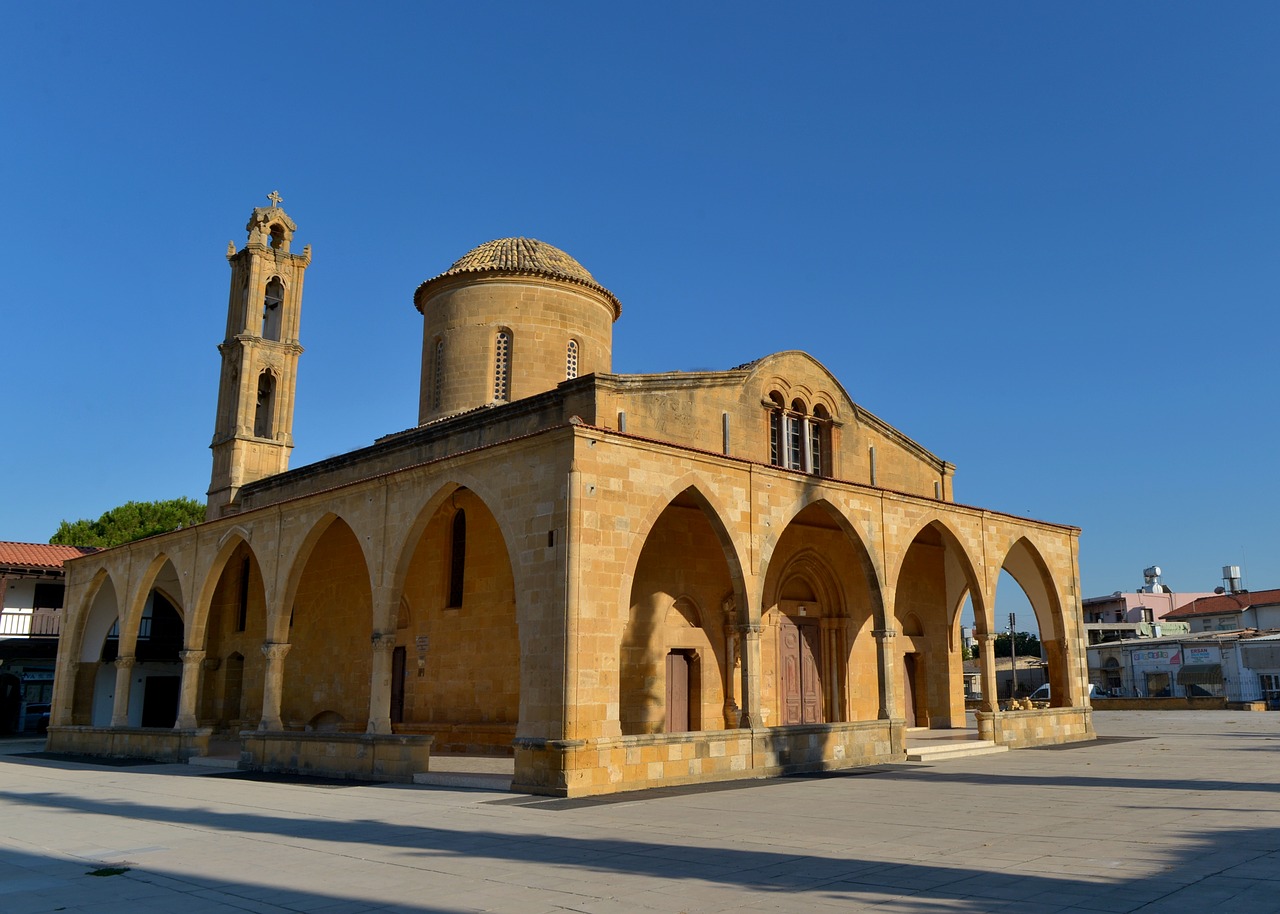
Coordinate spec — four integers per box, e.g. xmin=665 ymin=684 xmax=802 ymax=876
xmin=566 ymin=339 xmax=579 ymax=380
xmin=432 ymin=338 xmax=444 ymax=410
xmin=493 ymin=330 xmax=512 ymax=402
xmin=262 ymin=278 xmax=284 ymax=341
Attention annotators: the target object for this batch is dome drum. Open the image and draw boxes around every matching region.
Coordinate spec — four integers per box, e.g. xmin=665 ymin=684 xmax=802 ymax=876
xmin=415 ymin=239 xmax=620 ymax=425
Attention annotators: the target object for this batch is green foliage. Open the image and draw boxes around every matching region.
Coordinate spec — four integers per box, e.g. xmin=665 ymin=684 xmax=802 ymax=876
xmin=993 ymin=631 xmax=1041 ymax=659
xmin=50 ymin=498 xmax=205 ymax=548
xmin=960 ymin=643 xmax=974 ymax=661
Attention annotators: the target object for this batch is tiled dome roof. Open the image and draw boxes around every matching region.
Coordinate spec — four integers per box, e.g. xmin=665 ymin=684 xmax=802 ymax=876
xmin=415 ymin=237 xmax=621 ymax=317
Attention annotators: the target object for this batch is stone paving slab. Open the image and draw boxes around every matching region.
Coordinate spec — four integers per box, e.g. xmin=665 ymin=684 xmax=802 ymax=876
xmin=4 ymin=711 xmax=1280 ymax=912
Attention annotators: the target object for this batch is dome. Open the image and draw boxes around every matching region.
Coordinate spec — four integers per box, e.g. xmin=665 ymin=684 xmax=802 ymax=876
xmin=415 ymin=237 xmax=621 ymax=317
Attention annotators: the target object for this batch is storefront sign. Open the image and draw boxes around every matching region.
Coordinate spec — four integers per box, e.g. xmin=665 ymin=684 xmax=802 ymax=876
xmin=1183 ymin=645 xmax=1218 ymax=665
xmin=1132 ymin=647 xmax=1182 ymax=666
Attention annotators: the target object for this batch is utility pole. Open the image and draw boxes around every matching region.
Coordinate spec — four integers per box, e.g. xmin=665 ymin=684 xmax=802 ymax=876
xmin=1009 ymin=612 xmax=1018 ymax=699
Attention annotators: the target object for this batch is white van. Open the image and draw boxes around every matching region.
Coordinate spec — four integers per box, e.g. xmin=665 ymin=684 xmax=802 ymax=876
xmin=1029 ymin=683 xmax=1109 ymax=701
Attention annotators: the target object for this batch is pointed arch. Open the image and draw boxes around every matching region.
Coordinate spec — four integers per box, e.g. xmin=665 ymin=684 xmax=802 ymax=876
xmin=994 ymin=536 xmax=1065 ymax=643
xmin=618 ymin=475 xmax=750 ymax=625
xmin=758 ymin=492 xmax=887 ymax=629
xmin=118 ymin=553 xmax=188 ymax=651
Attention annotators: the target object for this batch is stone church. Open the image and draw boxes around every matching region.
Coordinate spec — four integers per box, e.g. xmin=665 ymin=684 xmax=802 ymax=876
xmin=50 ymin=198 xmax=1093 ymax=795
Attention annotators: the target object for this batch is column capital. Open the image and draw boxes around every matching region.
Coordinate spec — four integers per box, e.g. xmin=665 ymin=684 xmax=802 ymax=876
xmin=372 ymin=632 xmax=397 ymax=653
xmin=737 ymin=623 xmax=763 ymax=636
xmin=975 ymin=632 xmax=998 ymax=644
xmin=114 ymin=654 xmax=137 ymax=670
xmin=261 ymin=641 xmax=292 ymax=662
xmin=180 ymin=649 xmax=207 ymax=665
xmin=872 ymin=628 xmax=897 ymax=641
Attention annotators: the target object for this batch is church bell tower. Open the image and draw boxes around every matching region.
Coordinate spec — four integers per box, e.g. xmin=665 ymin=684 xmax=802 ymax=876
xmin=207 ymin=192 xmax=310 ymax=519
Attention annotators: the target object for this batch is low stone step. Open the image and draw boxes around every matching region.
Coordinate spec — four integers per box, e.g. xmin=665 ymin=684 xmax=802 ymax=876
xmin=188 ymin=755 xmax=239 ymax=769
xmin=905 ymin=741 xmax=1008 ymax=762
xmin=412 ymin=771 xmax=513 ymax=791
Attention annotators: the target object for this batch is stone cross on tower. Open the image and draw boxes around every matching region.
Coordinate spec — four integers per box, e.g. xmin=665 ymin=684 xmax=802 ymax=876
xmin=267 ymin=190 xmax=283 ymax=207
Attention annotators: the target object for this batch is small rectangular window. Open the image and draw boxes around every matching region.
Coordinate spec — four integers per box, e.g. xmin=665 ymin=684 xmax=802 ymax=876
xmin=33 ymin=583 xmax=64 ymax=610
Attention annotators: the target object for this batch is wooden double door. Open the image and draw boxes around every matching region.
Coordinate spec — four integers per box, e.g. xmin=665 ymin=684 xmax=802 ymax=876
xmin=779 ymin=616 xmax=824 ymax=725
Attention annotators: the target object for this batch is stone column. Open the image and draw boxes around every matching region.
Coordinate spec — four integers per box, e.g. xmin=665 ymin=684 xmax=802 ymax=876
xmin=367 ymin=633 xmax=397 ymax=734
xmin=722 ymin=622 xmax=740 ymax=728
xmin=51 ymin=659 xmax=78 ymax=727
xmin=258 ymin=642 xmax=291 ymax=731
xmin=873 ymin=628 xmax=897 ymax=720
xmin=110 ymin=655 xmax=136 ymax=727
xmin=737 ymin=623 xmax=762 ymax=728
xmin=978 ymin=633 xmax=999 ymax=712
xmin=821 ymin=617 xmax=838 ymax=722
xmin=175 ymin=650 xmax=206 ymax=729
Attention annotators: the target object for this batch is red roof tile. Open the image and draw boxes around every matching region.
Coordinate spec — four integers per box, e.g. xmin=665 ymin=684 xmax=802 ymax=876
xmin=1165 ymin=588 xmax=1280 ymax=619
xmin=0 ymin=542 xmax=101 ymax=571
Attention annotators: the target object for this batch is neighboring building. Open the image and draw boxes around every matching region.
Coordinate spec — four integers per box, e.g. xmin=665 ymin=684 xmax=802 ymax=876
xmin=50 ymin=199 xmax=1094 ymax=796
xmin=1088 ymin=627 xmax=1280 ymax=702
xmin=1081 ymin=566 xmax=1212 ymax=645
xmin=0 ymin=542 xmax=99 ymax=732
xmin=1164 ymin=588 xmax=1280 ymax=633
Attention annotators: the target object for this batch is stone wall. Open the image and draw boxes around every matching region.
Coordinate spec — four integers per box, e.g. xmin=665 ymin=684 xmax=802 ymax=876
xmin=47 ymin=726 xmax=211 ymax=762
xmin=514 ymin=721 xmax=901 ymax=797
xmin=1093 ymin=697 xmax=1229 ymax=711
xmin=975 ymin=707 xmax=1094 ymax=749
xmin=240 ymin=731 xmax=434 ymax=783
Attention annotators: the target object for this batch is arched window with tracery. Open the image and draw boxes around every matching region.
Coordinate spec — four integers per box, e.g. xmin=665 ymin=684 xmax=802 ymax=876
xmin=448 ymin=509 xmax=467 ymax=607
xmin=262 ymin=278 xmax=284 ymax=341
xmin=566 ymin=339 xmax=579 ymax=380
xmin=493 ymin=330 xmax=512 ymax=401
xmin=768 ymin=393 xmax=829 ymax=477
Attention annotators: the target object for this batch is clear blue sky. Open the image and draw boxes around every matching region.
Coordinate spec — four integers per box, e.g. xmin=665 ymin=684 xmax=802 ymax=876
xmin=3 ymin=4 xmax=1276 ymax=623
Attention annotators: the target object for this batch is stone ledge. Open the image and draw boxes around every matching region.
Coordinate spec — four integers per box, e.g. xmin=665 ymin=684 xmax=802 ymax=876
xmin=240 ymin=730 xmax=434 ymax=783
xmin=46 ymin=726 xmax=212 ymax=762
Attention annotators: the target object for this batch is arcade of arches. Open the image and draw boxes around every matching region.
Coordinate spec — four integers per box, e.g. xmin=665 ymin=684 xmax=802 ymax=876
xmin=50 ymin=206 xmax=1092 ymax=796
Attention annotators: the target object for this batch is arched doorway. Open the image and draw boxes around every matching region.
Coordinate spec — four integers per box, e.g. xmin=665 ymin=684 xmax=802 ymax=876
xmin=761 ymin=502 xmax=881 ymax=727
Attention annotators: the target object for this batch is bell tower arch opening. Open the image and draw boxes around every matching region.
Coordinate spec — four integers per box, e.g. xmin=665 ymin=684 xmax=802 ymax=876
xmin=207 ymin=192 xmax=310 ymax=520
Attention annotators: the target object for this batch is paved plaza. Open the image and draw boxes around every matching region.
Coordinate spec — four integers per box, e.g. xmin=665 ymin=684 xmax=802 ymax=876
xmin=2 ymin=712 xmax=1279 ymax=913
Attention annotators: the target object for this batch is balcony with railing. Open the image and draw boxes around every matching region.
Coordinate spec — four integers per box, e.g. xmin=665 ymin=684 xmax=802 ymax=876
xmin=0 ymin=609 xmax=62 ymax=638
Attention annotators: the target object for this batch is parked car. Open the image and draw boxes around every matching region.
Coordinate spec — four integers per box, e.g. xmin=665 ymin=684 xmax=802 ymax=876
xmin=1028 ymin=683 xmax=1110 ymax=702
xmin=22 ymin=703 xmax=50 ymax=734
